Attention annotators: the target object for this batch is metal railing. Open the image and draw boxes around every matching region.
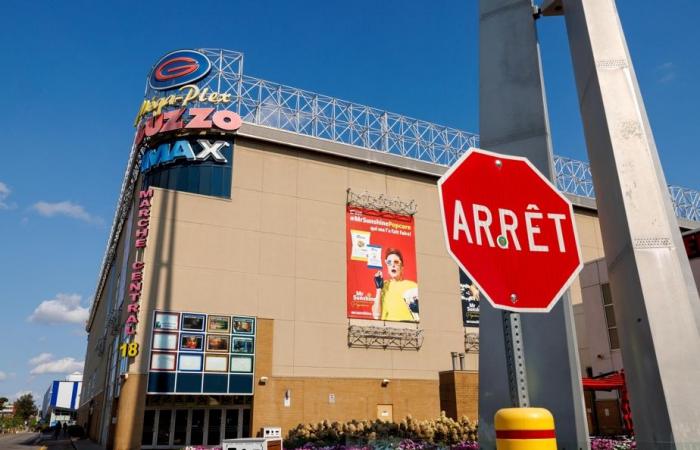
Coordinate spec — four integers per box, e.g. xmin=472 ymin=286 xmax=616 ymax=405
xmin=669 ymin=185 xmax=700 ymax=223
xmin=173 ymin=49 xmax=698 ymax=223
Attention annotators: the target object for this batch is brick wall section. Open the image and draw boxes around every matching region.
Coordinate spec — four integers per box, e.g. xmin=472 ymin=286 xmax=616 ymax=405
xmin=439 ymin=370 xmax=478 ymax=422
xmin=252 ymin=318 xmax=441 ymax=437
xmin=253 ymin=377 xmax=440 ymax=437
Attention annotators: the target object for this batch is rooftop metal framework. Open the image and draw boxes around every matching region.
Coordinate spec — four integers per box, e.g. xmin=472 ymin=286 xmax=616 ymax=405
xmin=173 ymin=49 xmax=697 ymax=222
xmin=88 ymin=49 xmax=700 ymax=329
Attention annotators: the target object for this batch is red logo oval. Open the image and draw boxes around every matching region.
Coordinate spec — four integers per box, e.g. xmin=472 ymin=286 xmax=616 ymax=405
xmin=154 ymin=57 xmax=199 ymax=82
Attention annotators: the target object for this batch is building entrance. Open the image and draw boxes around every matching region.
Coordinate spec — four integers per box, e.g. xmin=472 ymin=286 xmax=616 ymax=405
xmin=141 ymin=395 xmax=252 ymax=449
xmin=142 ymin=405 xmax=251 ymax=448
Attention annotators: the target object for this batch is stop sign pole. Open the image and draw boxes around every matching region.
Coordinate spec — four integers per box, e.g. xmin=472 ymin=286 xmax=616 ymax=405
xmin=502 ymin=310 xmax=529 ymax=407
xmin=438 ymin=148 xmax=583 ymax=409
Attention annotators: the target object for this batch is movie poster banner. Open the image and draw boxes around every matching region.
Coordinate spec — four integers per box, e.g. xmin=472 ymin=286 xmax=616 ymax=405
xmin=346 ymin=206 xmax=419 ymax=322
xmin=460 ymin=270 xmax=480 ymax=327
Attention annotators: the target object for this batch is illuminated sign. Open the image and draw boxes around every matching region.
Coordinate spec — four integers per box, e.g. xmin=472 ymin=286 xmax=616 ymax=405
xmin=136 ymin=108 xmax=242 ymax=147
xmin=149 ymin=50 xmax=211 ymax=91
xmin=134 ymin=84 xmax=233 ymax=125
xmin=141 ymin=140 xmax=230 ymax=172
xmin=124 ymin=189 xmax=154 ymax=342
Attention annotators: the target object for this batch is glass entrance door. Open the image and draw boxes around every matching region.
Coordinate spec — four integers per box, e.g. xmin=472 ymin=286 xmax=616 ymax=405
xmin=224 ymin=408 xmax=239 ymax=440
xmin=142 ymin=406 xmax=250 ymax=448
xmin=207 ymin=410 xmax=222 ymax=445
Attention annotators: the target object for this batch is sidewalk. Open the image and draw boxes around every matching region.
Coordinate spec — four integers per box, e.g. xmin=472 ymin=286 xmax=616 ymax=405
xmin=35 ymin=432 xmax=73 ymax=450
xmin=71 ymin=438 xmax=104 ymax=450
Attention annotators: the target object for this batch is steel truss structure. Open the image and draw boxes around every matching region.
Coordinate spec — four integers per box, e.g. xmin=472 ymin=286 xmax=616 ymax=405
xmin=347 ymin=324 xmax=423 ymax=351
xmin=88 ymin=48 xmax=700 ymax=329
xmin=185 ymin=50 xmax=698 ymax=222
xmin=553 ymin=155 xmax=595 ymax=199
xmin=669 ymin=185 xmax=700 ymax=222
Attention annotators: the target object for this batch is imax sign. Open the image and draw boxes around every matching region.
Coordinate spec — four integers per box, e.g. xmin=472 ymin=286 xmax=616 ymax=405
xmin=141 ymin=139 xmax=230 ymax=173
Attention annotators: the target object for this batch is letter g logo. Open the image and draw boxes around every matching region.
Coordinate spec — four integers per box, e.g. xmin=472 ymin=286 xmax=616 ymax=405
xmin=149 ymin=50 xmax=211 ymax=91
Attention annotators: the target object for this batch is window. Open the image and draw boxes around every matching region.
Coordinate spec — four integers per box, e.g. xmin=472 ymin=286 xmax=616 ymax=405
xmin=601 ymin=283 xmax=619 ymax=350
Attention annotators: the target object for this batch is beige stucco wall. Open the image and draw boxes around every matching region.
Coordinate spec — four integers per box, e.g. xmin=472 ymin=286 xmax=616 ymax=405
xmin=569 ymin=209 xmax=606 ymax=306
xmin=579 ymin=259 xmax=624 ymax=378
xmin=81 ymin=131 xmax=619 ymax=445
xmin=131 ymin=137 xmax=470 ymax=381
xmin=89 ymin=135 xmax=609 ymax=390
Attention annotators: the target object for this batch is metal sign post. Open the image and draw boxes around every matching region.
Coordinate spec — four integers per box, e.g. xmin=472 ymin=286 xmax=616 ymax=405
xmin=438 ymin=145 xmax=585 ymax=450
xmin=503 ymin=311 xmax=530 ymax=408
xmin=478 ymin=0 xmax=589 ymax=448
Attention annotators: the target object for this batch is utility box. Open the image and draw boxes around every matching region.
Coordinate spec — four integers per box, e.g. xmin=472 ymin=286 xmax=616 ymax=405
xmin=263 ymin=427 xmax=282 ymax=439
xmin=223 ymin=438 xmax=283 ymax=450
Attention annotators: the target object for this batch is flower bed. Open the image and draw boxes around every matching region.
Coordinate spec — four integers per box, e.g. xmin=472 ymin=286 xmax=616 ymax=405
xmin=291 ymin=440 xmax=478 ymax=450
xmin=285 ymin=413 xmax=477 ymax=450
xmin=590 ymin=436 xmax=635 ymax=450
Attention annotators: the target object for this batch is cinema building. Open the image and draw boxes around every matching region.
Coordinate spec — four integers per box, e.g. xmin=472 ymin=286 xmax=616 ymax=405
xmin=78 ymin=49 xmax=700 ymax=449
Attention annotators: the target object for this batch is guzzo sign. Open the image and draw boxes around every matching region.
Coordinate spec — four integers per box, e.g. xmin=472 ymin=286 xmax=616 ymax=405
xmin=149 ymin=49 xmax=211 ymax=91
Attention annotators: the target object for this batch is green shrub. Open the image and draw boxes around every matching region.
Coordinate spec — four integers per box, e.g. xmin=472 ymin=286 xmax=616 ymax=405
xmin=284 ymin=412 xmax=477 ymax=448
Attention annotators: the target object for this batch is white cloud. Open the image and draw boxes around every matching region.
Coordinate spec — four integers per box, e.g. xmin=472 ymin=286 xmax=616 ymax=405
xmin=29 ymin=357 xmax=84 ymax=375
xmin=656 ymin=62 xmax=676 ymax=83
xmin=31 ymin=201 xmax=103 ymax=225
xmin=0 ymin=182 xmax=14 ymax=210
xmin=0 ymin=371 xmax=6 ymax=381
xmin=29 ymin=353 xmax=54 ymax=366
xmin=28 ymin=293 xmax=90 ymax=324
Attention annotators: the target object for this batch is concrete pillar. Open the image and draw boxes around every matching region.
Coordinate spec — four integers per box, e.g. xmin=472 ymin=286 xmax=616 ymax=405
xmin=562 ymin=0 xmax=700 ymax=447
xmin=112 ymin=374 xmax=148 ymax=450
xmin=479 ymin=0 xmax=589 ymax=448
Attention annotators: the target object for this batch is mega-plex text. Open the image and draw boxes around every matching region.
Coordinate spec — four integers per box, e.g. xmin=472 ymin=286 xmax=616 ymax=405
xmin=135 ymin=84 xmax=232 ymax=125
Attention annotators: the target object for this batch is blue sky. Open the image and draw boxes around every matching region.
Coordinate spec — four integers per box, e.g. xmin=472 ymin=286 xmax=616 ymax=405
xmin=1 ymin=0 xmax=698 ymax=404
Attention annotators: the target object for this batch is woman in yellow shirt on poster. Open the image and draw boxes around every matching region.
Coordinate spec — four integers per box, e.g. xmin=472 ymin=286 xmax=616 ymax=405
xmin=372 ymin=248 xmax=419 ymax=322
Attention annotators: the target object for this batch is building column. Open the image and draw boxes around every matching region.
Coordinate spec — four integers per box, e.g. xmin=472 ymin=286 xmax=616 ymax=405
xmin=562 ymin=0 xmax=700 ymax=446
xmin=478 ymin=1 xmax=589 ymax=448
xmin=112 ymin=374 xmax=148 ymax=450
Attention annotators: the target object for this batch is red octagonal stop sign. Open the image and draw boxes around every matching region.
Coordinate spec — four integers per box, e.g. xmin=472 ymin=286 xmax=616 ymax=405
xmin=438 ymin=148 xmax=582 ymax=312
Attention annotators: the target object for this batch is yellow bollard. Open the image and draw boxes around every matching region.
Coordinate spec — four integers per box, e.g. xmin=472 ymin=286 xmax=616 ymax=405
xmin=495 ymin=407 xmax=557 ymax=450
